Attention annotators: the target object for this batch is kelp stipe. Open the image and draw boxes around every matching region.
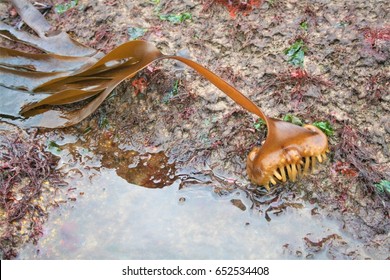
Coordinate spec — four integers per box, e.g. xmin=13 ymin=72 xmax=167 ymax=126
xmin=0 ymin=0 xmax=329 ymax=190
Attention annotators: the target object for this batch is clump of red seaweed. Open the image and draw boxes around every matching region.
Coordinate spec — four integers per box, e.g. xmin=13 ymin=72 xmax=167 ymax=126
xmin=0 ymin=131 xmax=63 ymax=259
xmin=204 ymin=0 xmax=263 ymax=18
xmin=87 ymin=24 xmax=116 ymax=53
xmin=364 ymin=72 xmax=389 ymax=103
xmin=362 ymin=26 xmax=390 ymax=60
xmin=131 ymin=77 xmax=148 ymax=96
xmin=363 ymin=27 xmax=390 ymax=48
xmin=263 ymin=68 xmax=332 ymax=102
xmin=334 ymin=123 xmax=384 ymax=194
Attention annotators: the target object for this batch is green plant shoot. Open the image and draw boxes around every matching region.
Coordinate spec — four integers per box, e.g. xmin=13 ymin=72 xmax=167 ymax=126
xmin=54 ymin=0 xmax=78 ymax=14
xmin=159 ymin=13 xmax=192 ymax=24
xmin=300 ymin=21 xmax=308 ymax=31
xmin=312 ymin=121 xmax=334 ymax=136
xmin=284 ymin=39 xmax=307 ymax=67
xmin=128 ymin=27 xmax=148 ymax=40
xmin=375 ymin=180 xmax=390 ymax=193
xmin=283 ymin=114 xmax=303 ymax=126
xmin=254 ymin=118 xmax=266 ymax=130
xmin=47 ymin=140 xmax=61 ymax=153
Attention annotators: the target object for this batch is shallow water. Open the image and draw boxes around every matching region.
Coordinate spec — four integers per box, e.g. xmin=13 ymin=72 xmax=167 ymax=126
xmin=15 ymin=133 xmax=371 ymax=260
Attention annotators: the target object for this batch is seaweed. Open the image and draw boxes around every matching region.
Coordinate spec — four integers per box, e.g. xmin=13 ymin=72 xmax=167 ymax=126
xmin=312 ymin=121 xmax=334 ymax=137
xmin=334 ymin=123 xmax=385 ymax=194
xmin=206 ymin=0 xmax=263 ymax=19
xmin=159 ymin=13 xmax=192 ymax=24
xmin=54 ymin=0 xmax=79 ymax=15
xmin=0 ymin=130 xmax=63 ymax=259
xmin=262 ymin=68 xmax=332 ymax=102
xmin=284 ymin=39 xmax=307 ymax=67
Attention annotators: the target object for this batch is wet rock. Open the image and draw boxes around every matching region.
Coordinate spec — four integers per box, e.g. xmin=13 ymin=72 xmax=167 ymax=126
xmin=305 ymin=85 xmax=321 ymax=98
xmin=230 ymin=199 xmax=246 ymax=211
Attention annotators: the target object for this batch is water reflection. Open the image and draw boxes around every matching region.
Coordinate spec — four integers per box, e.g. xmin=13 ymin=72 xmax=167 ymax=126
xmin=101 ymin=149 xmax=177 ymax=188
xmin=15 ymin=133 xmax=372 ymax=259
xmin=61 ymin=131 xmax=178 ymax=189
xmin=17 ymin=167 xmax=370 ymax=259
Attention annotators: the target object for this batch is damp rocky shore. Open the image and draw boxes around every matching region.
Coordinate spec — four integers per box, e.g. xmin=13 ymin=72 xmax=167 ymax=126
xmin=0 ymin=0 xmax=389 ymax=259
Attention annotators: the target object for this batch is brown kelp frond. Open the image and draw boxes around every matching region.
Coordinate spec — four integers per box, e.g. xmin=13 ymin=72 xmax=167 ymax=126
xmin=0 ymin=0 xmax=329 ymax=190
xmin=0 ymin=47 xmax=98 ymax=73
xmin=0 ymin=64 xmax=73 ymax=91
xmin=33 ymin=40 xmax=162 ymax=92
xmin=1 ymin=0 xmax=98 ymax=57
xmin=16 ymin=41 xmax=165 ymax=127
xmin=15 ymin=40 xmax=267 ymax=128
xmin=247 ymin=119 xmax=329 ymax=190
xmin=167 ymin=55 xmax=268 ymax=121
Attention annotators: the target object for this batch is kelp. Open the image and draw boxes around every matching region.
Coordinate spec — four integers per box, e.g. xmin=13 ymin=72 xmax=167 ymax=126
xmin=1 ymin=0 xmax=98 ymax=57
xmin=0 ymin=0 xmax=329 ymax=190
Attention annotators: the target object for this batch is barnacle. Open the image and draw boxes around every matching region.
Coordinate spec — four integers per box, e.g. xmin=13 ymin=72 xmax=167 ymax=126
xmin=0 ymin=0 xmax=330 ymax=191
xmin=247 ymin=118 xmax=329 ymax=190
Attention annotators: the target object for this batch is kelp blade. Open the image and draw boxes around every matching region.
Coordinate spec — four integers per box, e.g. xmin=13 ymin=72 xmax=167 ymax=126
xmin=1 ymin=36 xmax=268 ymax=128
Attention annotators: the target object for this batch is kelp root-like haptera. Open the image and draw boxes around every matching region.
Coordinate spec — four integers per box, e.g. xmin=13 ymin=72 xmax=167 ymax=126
xmin=0 ymin=0 xmax=329 ymax=190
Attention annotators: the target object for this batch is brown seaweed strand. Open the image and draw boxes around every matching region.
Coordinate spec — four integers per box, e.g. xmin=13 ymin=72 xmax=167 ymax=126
xmin=166 ymin=55 xmax=268 ymax=122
